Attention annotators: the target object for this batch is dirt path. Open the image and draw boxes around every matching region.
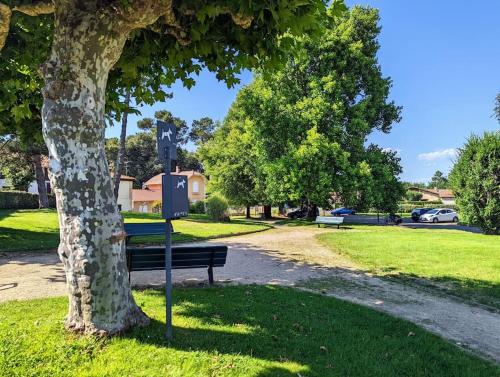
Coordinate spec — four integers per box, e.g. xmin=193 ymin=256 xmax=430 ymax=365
xmin=1 ymin=226 xmax=499 ymax=363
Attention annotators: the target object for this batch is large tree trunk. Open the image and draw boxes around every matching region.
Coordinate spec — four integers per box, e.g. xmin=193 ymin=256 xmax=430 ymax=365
xmin=113 ymin=90 xmax=131 ymax=200
xmin=41 ymin=9 xmax=148 ymax=335
xmin=246 ymin=205 xmax=251 ymax=219
xmin=263 ymin=205 xmax=272 ymax=219
xmin=32 ymin=153 xmax=49 ymax=208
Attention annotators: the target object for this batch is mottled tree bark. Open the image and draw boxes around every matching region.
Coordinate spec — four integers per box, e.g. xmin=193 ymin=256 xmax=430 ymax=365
xmin=32 ymin=153 xmax=49 ymax=208
xmin=113 ymin=90 xmax=130 ymax=200
xmin=41 ymin=6 xmax=148 ymax=335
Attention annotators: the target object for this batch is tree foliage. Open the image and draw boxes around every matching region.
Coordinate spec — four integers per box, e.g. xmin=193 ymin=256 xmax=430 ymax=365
xmin=429 ymin=170 xmax=449 ymax=189
xmin=494 ymin=93 xmax=500 ymax=123
xmin=203 ymin=6 xmax=403 ymax=213
xmin=449 ymin=132 xmax=500 ymax=235
xmin=0 ymin=141 xmax=34 ymax=191
xmin=200 ymin=104 xmax=266 ymax=208
xmin=190 ymin=117 xmax=216 ymax=146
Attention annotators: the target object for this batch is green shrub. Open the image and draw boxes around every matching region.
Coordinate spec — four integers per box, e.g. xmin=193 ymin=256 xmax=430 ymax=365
xmin=405 ymin=191 xmax=423 ymax=201
xmin=397 ymin=203 xmax=456 ymax=213
xmin=151 ymin=200 xmax=162 ymax=214
xmin=206 ymin=194 xmax=229 ymax=221
xmin=189 ymin=200 xmax=206 ymax=214
xmin=0 ymin=191 xmax=57 ymax=209
xmin=0 ymin=191 xmax=39 ymax=209
xmin=450 ymin=131 xmax=500 ymax=234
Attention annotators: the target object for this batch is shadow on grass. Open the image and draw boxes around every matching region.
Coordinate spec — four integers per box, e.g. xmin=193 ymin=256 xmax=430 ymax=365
xmin=0 ymin=226 xmax=59 ymax=253
xmin=382 ymin=272 xmax=500 ymax=311
xmin=123 ymin=286 xmax=498 ymax=376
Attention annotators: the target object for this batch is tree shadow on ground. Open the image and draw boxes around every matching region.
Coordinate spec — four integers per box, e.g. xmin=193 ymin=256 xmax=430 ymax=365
xmin=382 ymin=272 xmax=500 ymax=312
xmin=0 ymin=226 xmax=59 ymax=253
xmin=123 ymin=286 xmax=498 ymax=377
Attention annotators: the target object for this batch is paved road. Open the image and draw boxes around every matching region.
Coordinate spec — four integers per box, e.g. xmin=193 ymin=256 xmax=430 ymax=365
xmin=0 ymin=226 xmax=498 ymax=364
xmin=342 ymin=215 xmax=482 ymax=233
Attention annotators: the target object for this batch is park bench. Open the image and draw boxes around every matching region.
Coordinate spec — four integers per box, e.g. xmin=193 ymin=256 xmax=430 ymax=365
xmin=314 ymin=216 xmax=344 ymax=229
xmin=126 ymin=245 xmax=228 ymax=284
xmin=124 ymin=222 xmax=177 ymax=244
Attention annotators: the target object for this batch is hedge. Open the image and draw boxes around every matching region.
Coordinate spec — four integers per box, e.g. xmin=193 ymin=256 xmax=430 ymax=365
xmin=398 ymin=203 xmax=457 ymax=213
xmin=0 ymin=191 xmax=56 ymax=209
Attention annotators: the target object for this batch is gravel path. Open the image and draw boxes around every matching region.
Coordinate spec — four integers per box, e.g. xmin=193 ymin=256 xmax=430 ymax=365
xmin=0 ymin=226 xmax=499 ymax=363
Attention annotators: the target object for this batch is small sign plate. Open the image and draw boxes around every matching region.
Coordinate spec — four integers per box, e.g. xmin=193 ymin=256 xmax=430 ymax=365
xmin=162 ymin=174 xmax=189 ymax=219
xmin=157 ymin=120 xmax=177 ymax=161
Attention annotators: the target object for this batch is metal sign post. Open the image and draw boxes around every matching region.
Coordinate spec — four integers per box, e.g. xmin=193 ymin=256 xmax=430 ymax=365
xmin=156 ymin=120 xmax=189 ymax=340
xmin=164 ymin=146 xmax=173 ymax=340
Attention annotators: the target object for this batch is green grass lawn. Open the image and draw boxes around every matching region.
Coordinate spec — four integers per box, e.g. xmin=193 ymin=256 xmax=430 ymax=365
xmin=1 ymin=285 xmax=498 ymax=377
xmin=0 ymin=210 xmax=270 ymax=252
xmin=317 ymin=226 xmax=500 ymax=309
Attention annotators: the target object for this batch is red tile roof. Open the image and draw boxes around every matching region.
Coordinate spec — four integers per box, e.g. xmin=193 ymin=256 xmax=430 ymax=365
xmin=144 ymin=171 xmax=204 ymax=187
xmin=408 ymin=187 xmax=454 ymax=198
xmin=110 ymin=173 xmax=135 ymax=182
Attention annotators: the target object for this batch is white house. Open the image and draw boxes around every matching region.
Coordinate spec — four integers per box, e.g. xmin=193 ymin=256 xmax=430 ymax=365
xmin=112 ymin=174 xmax=135 ymax=211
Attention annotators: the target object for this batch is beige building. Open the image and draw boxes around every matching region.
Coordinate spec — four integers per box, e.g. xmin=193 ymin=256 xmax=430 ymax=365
xmin=132 ymin=168 xmax=207 ymax=213
xmin=408 ymin=187 xmax=455 ymax=205
xmin=111 ymin=174 xmax=135 ymax=211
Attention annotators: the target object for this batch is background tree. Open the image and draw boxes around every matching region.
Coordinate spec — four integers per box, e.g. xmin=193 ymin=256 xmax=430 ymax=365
xmin=0 ymin=13 xmax=50 ymax=206
xmin=494 ymin=93 xmax=500 ymax=123
xmin=429 ymin=170 xmax=449 ymax=189
xmin=220 ymin=6 xmax=401 ymax=217
xmin=359 ymin=145 xmax=405 ymax=213
xmin=190 ymin=117 xmax=216 ymax=146
xmin=200 ymin=107 xmax=267 ymax=218
xmin=449 ymin=132 xmax=499 ymax=235
xmin=177 ymin=148 xmax=203 ymax=172
xmin=0 ymin=141 xmax=34 ymax=191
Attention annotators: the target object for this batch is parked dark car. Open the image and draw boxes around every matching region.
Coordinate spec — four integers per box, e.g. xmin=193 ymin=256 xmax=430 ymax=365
xmin=287 ymin=208 xmax=308 ymax=219
xmin=411 ymin=207 xmax=433 ymax=222
xmin=331 ymin=207 xmax=356 ymax=216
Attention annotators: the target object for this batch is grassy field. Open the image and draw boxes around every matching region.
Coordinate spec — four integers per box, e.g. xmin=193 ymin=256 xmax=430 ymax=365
xmin=1 ymin=285 xmax=498 ymax=377
xmin=0 ymin=210 xmax=270 ymax=252
xmin=317 ymin=226 xmax=500 ymax=309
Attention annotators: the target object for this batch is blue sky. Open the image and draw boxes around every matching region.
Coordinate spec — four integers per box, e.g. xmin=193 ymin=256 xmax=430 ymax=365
xmin=106 ymin=0 xmax=500 ymax=183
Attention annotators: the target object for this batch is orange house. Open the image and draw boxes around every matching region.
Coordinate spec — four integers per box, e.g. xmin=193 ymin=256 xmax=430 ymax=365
xmin=132 ymin=168 xmax=207 ymax=213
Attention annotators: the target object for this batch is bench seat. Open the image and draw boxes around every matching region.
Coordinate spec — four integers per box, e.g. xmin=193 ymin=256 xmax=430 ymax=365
xmin=314 ymin=216 xmax=344 ymax=229
xmin=126 ymin=245 xmax=228 ymax=284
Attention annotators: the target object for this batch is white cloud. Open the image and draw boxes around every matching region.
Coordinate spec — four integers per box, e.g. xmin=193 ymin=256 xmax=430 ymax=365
xmin=382 ymin=147 xmax=402 ymax=155
xmin=418 ymin=148 xmax=458 ymax=162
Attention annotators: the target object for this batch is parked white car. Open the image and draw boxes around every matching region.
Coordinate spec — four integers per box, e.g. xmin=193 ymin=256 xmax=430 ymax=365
xmin=419 ymin=208 xmax=459 ymax=223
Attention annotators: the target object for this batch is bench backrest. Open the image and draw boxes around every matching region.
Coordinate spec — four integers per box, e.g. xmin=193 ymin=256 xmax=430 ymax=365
xmin=315 ymin=216 xmax=344 ymax=223
xmin=124 ymin=222 xmax=168 ymax=237
xmin=127 ymin=245 xmax=228 ymax=271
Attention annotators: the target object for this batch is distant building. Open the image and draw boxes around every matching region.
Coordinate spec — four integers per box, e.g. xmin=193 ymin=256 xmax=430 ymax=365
xmin=111 ymin=174 xmax=135 ymax=211
xmin=407 ymin=187 xmax=455 ymax=205
xmin=132 ymin=168 xmax=207 ymax=213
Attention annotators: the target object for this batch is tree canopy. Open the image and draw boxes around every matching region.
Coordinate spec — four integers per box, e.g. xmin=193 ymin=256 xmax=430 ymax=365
xmin=202 ymin=6 xmax=403 ymax=214
xmin=449 ymin=132 xmax=500 ymax=235
xmin=429 ymin=170 xmax=449 ymax=189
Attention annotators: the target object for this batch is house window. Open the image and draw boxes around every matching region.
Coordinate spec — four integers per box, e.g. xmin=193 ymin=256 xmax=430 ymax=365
xmin=193 ymin=181 xmax=199 ymax=194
